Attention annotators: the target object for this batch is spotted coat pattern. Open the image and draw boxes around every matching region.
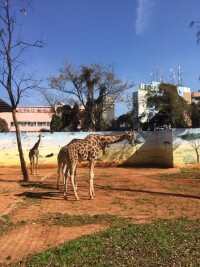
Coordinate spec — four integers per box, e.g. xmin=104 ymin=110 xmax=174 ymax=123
xmin=63 ymin=131 xmax=134 ymax=200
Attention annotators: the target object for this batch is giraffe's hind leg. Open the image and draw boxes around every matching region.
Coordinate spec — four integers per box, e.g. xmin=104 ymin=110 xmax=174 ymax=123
xmin=57 ymin=162 xmax=62 ymax=189
xmin=63 ymin=165 xmax=70 ymax=200
xmin=70 ymin=163 xmax=79 ymax=200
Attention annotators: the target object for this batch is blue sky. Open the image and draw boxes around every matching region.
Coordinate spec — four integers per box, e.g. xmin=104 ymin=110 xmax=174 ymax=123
xmin=1 ymin=0 xmax=200 ymax=116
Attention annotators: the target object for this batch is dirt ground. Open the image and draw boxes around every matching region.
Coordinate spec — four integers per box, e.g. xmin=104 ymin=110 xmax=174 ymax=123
xmin=0 ymin=166 xmax=200 ymax=265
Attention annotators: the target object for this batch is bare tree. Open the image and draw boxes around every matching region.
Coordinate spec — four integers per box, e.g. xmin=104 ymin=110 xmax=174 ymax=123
xmin=189 ymin=140 xmax=200 ymax=163
xmin=47 ymin=63 xmax=134 ymax=131
xmin=189 ymin=21 xmax=200 ymax=44
xmin=0 ymin=0 xmax=44 ymax=182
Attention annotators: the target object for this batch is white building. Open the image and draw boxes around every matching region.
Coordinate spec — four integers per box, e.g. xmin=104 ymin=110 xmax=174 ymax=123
xmin=132 ymin=82 xmax=191 ymax=130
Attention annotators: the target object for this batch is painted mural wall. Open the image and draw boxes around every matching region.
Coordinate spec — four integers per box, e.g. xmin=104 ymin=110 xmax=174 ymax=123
xmin=0 ymin=129 xmax=199 ymax=168
xmin=172 ymin=128 xmax=200 ymax=167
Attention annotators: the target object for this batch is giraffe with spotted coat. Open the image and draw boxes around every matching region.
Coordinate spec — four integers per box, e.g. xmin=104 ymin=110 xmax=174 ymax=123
xmin=63 ymin=131 xmax=134 ymax=200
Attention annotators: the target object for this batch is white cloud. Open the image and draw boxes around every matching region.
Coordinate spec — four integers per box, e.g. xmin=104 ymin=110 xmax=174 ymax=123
xmin=135 ymin=0 xmax=155 ymax=35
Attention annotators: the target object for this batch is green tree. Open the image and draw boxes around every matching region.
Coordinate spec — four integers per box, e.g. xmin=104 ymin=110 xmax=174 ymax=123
xmin=70 ymin=103 xmax=81 ymax=131
xmin=116 ymin=111 xmax=134 ymax=130
xmin=50 ymin=103 xmax=82 ymax=132
xmin=48 ymin=63 xmax=133 ymax=131
xmin=144 ymin=83 xmax=190 ymax=130
xmin=60 ymin=105 xmax=73 ymax=130
xmin=0 ymin=0 xmax=43 ymax=182
xmin=190 ymin=101 xmax=200 ymax=127
xmin=50 ymin=114 xmax=62 ymax=132
xmin=0 ymin=118 xmax=9 ymax=132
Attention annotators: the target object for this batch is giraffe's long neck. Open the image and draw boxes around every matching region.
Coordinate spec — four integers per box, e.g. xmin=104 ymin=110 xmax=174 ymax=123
xmin=32 ymin=137 xmax=41 ymax=150
xmin=99 ymin=134 xmax=126 ymax=146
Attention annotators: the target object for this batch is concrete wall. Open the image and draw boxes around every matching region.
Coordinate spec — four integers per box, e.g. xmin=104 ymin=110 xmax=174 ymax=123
xmin=0 ymin=129 xmax=199 ymax=168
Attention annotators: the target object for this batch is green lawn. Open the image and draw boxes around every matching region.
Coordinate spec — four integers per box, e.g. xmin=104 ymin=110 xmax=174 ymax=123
xmin=12 ymin=217 xmax=200 ymax=267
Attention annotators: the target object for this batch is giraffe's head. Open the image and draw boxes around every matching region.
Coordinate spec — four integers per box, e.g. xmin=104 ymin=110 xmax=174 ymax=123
xmin=38 ymin=133 xmax=44 ymax=140
xmin=124 ymin=130 xmax=134 ymax=145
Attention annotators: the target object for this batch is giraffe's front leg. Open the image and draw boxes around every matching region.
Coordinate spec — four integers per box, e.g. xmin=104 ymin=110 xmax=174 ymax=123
xmin=74 ymin=167 xmax=78 ymax=191
xmin=30 ymin=160 xmax=34 ymax=174
xmin=35 ymin=156 xmax=39 ymax=175
xmin=32 ymin=157 xmax=35 ymax=174
xmin=89 ymin=159 xmax=95 ymax=199
xmin=62 ymin=163 xmax=67 ymax=185
xmin=63 ymin=165 xmax=69 ymax=200
xmin=57 ymin=162 xmax=62 ymax=189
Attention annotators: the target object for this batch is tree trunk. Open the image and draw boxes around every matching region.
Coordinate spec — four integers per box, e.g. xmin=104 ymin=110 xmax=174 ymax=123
xmin=12 ymin=109 xmax=29 ymax=182
xmin=195 ymin=149 xmax=199 ymax=163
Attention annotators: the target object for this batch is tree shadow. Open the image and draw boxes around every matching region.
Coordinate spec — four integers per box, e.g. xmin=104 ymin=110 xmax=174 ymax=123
xmin=0 ymin=179 xmax=21 ymax=183
xmin=98 ymin=185 xmax=200 ymax=200
xmin=15 ymin=191 xmax=62 ymax=200
xmin=19 ymin=181 xmax=55 ymax=190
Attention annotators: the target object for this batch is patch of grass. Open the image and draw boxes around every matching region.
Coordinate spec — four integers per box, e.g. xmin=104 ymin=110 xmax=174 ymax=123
xmin=134 ymin=197 xmax=158 ymax=207
xmin=14 ymin=217 xmax=200 ymax=267
xmin=25 ymin=197 xmax=41 ymax=205
xmin=111 ymin=197 xmax=125 ymax=205
xmin=170 ymin=184 xmax=184 ymax=191
xmin=153 ymin=168 xmax=200 ymax=180
xmin=38 ymin=213 xmax=133 ymax=228
xmin=97 ymin=172 xmax=115 ymax=178
xmin=0 ymin=188 xmax=11 ymax=195
xmin=0 ymin=214 xmax=27 ymax=236
xmin=0 ymin=215 xmax=14 ymax=235
xmin=1 ymin=214 xmax=11 ymax=220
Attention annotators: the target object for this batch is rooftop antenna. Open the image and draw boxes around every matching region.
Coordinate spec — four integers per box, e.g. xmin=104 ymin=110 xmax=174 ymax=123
xmin=170 ymin=68 xmax=173 ymax=84
xmin=160 ymin=68 xmax=163 ymax=82
xmin=150 ymin=72 xmax=153 ymax=83
xmin=178 ymin=66 xmax=183 ymax=85
xmin=156 ymin=66 xmax=159 ymax=82
xmin=151 ymin=66 xmax=155 ymax=83
xmin=173 ymin=71 xmax=175 ymax=85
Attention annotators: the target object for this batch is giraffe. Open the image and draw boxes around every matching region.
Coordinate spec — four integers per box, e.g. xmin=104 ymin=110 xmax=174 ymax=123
xmin=57 ymin=138 xmax=82 ymax=189
xmin=63 ymin=130 xmax=134 ymax=200
xmin=29 ymin=134 xmax=42 ymax=175
xmin=57 ymin=136 xmax=108 ymax=189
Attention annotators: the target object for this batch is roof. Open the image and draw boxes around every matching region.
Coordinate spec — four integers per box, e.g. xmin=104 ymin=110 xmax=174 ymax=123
xmin=0 ymin=99 xmax=12 ymax=112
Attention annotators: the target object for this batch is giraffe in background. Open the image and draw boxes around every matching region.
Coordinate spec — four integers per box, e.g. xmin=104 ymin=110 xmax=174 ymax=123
xmin=29 ymin=134 xmax=42 ymax=175
xmin=63 ymin=130 xmax=134 ymax=200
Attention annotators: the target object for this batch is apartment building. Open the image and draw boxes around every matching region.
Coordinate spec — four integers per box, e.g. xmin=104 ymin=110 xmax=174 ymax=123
xmin=191 ymin=91 xmax=200 ymax=104
xmin=102 ymin=95 xmax=115 ymax=124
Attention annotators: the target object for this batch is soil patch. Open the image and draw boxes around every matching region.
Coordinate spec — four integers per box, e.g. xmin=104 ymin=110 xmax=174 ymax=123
xmin=0 ymin=166 xmax=199 ymax=265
